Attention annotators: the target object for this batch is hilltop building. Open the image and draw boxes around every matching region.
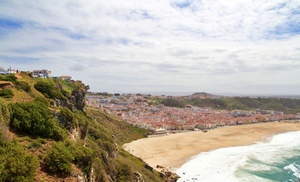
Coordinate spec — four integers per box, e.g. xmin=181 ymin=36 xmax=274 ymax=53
xmin=57 ymin=76 xmax=72 ymax=81
xmin=0 ymin=67 xmax=17 ymax=74
xmin=32 ymin=69 xmax=52 ymax=78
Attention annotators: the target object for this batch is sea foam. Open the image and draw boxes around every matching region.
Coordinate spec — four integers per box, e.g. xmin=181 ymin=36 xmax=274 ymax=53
xmin=176 ymin=131 xmax=300 ymax=182
xmin=284 ymin=162 xmax=300 ymax=179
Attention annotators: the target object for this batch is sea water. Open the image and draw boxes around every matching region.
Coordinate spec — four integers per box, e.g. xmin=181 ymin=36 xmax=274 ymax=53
xmin=176 ymin=131 xmax=300 ymax=182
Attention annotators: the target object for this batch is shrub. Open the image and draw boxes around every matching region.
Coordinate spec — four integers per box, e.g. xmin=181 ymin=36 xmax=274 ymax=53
xmin=34 ymin=96 xmax=49 ymax=106
xmin=37 ymin=137 xmax=47 ymax=144
xmin=61 ymin=89 xmax=70 ymax=97
xmin=60 ymin=107 xmax=75 ymax=130
xmin=16 ymin=81 xmax=30 ymax=92
xmin=43 ymin=142 xmax=74 ymax=175
xmin=10 ymin=101 xmax=66 ymax=140
xmin=0 ymin=89 xmax=14 ymax=99
xmin=0 ymin=99 xmax=11 ymax=123
xmin=34 ymin=80 xmax=66 ymax=100
xmin=28 ymin=141 xmax=42 ymax=150
xmin=2 ymin=74 xmax=17 ymax=83
xmin=0 ymin=138 xmax=38 ymax=182
xmin=116 ymin=163 xmax=132 ymax=181
xmin=71 ymin=144 xmax=93 ymax=174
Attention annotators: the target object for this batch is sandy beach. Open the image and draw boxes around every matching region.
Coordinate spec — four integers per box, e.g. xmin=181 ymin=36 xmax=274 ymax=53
xmin=123 ymin=121 xmax=300 ymax=171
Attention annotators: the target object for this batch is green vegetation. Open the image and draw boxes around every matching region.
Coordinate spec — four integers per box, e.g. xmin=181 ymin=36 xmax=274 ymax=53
xmin=0 ymin=98 xmax=10 ymax=123
xmin=44 ymin=142 xmax=74 ymax=175
xmin=71 ymin=144 xmax=93 ymax=174
xmin=58 ymin=107 xmax=76 ymax=130
xmin=15 ymin=81 xmax=31 ymax=92
xmin=161 ymin=98 xmax=186 ymax=108
xmin=34 ymin=80 xmax=66 ymax=100
xmin=0 ymin=135 xmax=38 ymax=182
xmin=115 ymin=162 xmax=132 ymax=181
xmin=0 ymin=74 xmax=30 ymax=93
xmin=0 ymin=74 xmax=163 ymax=181
xmin=10 ymin=100 xmax=67 ymax=140
xmin=0 ymin=74 xmax=17 ymax=83
xmin=0 ymin=88 xmax=14 ymax=99
xmin=161 ymin=97 xmax=300 ymax=113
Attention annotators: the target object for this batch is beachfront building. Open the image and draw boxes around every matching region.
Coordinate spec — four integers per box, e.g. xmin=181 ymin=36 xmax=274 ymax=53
xmin=154 ymin=128 xmax=167 ymax=135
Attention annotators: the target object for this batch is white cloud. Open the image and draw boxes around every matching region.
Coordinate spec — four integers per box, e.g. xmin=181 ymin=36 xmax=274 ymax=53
xmin=0 ymin=0 xmax=299 ymax=94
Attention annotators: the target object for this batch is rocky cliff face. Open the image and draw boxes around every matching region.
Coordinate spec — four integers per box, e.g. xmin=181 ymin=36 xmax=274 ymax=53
xmin=53 ymin=84 xmax=87 ymax=112
xmin=72 ymin=90 xmax=86 ymax=111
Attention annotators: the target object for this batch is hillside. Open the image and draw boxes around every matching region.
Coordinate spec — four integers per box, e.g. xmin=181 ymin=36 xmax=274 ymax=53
xmin=161 ymin=95 xmax=300 ymax=114
xmin=0 ymin=72 xmax=165 ymax=182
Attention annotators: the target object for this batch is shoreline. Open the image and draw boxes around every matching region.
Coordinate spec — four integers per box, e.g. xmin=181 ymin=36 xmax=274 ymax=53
xmin=123 ymin=121 xmax=300 ymax=173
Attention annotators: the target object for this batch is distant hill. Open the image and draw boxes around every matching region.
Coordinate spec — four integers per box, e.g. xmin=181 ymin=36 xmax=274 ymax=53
xmin=161 ymin=94 xmax=300 ymax=114
xmin=0 ymin=72 xmax=164 ymax=182
xmin=192 ymin=92 xmax=212 ymax=96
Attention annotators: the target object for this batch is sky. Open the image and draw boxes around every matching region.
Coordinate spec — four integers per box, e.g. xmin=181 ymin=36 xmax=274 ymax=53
xmin=0 ymin=0 xmax=300 ymax=95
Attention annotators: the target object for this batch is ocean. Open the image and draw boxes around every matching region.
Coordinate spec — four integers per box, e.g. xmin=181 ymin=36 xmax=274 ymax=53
xmin=176 ymin=131 xmax=300 ymax=182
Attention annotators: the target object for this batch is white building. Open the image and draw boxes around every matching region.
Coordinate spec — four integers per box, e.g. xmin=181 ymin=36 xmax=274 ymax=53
xmin=32 ymin=69 xmax=52 ymax=78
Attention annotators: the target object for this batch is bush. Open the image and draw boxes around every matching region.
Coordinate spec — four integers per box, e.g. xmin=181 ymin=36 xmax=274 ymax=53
xmin=28 ymin=141 xmax=42 ymax=150
xmin=34 ymin=80 xmax=66 ymax=100
xmin=0 ymin=99 xmax=11 ymax=123
xmin=44 ymin=142 xmax=74 ymax=175
xmin=60 ymin=107 xmax=75 ymax=130
xmin=37 ymin=137 xmax=47 ymax=144
xmin=71 ymin=144 xmax=93 ymax=174
xmin=10 ymin=101 xmax=66 ymax=140
xmin=34 ymin=96 xmax=49 ymax=106
xmin=0 ymin=137 xmax=38 ymax=182
xmin=116 ymin=163 xmax=132 ymax=181
xmin=1 ymin=74 xmax=17 ymax=83
xmin=0 ymin=89 xmax=14 ymax=99
xmin=16 ymin=81 xmax=30 ymax=92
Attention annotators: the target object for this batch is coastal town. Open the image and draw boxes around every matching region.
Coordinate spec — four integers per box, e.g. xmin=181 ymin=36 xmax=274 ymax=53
xmin=86 ymin=93 xmax=300 ymax=134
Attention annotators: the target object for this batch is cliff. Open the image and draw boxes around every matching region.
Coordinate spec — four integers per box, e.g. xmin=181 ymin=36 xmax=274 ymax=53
xmin=0 ymin=72 xmax=164 ymax=182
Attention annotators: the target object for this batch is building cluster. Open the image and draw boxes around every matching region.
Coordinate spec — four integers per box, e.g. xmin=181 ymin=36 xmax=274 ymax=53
xmin=0 ymin=67 xmax=18 ymax=74
xmin=0 ymin=67 xmax=72 ymax=80
xmin=86 ymin=94 xmax=300 ymax=133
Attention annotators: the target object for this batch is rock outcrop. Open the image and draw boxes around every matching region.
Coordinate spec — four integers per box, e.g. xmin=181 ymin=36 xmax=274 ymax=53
xmin=134 ymin=171 xmax=144 ymax=182
xmin=159 ymin=168 xmax=180 ymax=182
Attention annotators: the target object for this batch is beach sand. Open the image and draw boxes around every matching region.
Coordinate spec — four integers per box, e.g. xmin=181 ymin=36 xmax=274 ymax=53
xmin=123 ymin=122 xmax=300 ymax=171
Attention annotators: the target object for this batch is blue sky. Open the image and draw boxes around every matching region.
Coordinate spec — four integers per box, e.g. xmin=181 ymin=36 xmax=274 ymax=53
xmin=0 ymin=0 xmax=300 ymax=95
